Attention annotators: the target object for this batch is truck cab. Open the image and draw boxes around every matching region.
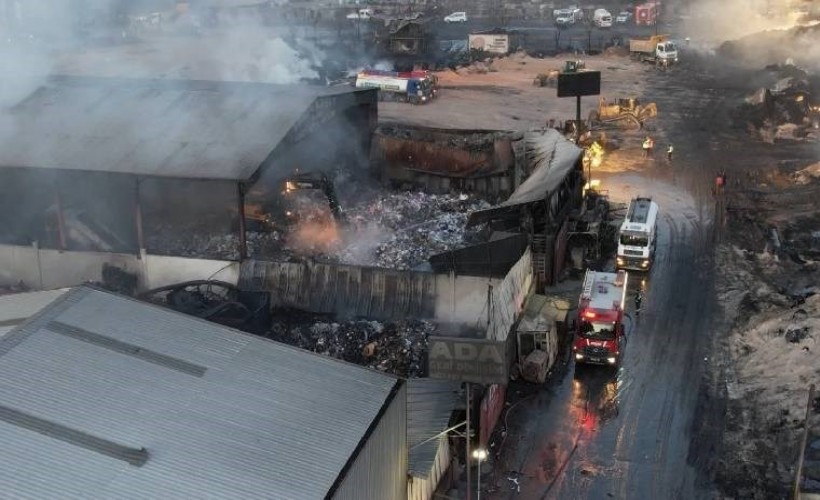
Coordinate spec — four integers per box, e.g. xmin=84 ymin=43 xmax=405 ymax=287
xmin=573 ymin=270 xmax=628 ymax=367
xmin=656 ymin=41 xmax=678 ymax=64
xmin=593 ymin=9 xmax=612 ymax=28
xmin=616 ymin=197 xmax=659 ymax=271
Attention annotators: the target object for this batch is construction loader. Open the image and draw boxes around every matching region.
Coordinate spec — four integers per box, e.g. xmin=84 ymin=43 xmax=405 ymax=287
xmin=588 ymin=97 xmax=658 ymax=129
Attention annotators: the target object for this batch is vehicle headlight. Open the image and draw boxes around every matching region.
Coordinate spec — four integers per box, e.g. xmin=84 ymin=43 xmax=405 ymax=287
xmin=607 ymin=357 xmax=617 ymax=364
xmin=575 ymin=353 xmax=584 ymax=360
xmin=617 ymin=257 xmax=624 ymax=263
xmin=641 ymin=261 xmax=649 ymax=267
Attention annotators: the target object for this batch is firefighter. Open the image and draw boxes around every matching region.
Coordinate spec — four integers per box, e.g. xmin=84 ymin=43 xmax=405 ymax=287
xmin=642 ymin=136 xmax=651 ymax=158
xmin=634 ymin=291 xmax=643 ymax=316
xmin=666 ymin=143 xmax=674 ymax=162
xmin=715 ymin=171 xmax=726 ymax=194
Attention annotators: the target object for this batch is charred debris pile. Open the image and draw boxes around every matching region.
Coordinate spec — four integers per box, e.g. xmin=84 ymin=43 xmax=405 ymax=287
xmin=733 ymin=63 xmax=820 ymax=142
xmin=133 ymin=280 xmax=438 ymax=378
xmin=339 ymin=191 xmax=490 ymax=270
xmin=722 ymin=25 xmax=820 ymax=142
xmin=266 ymin=309 xmax=436 ymax=378
xmin=149 ymin=189 xmax=490 ymax=270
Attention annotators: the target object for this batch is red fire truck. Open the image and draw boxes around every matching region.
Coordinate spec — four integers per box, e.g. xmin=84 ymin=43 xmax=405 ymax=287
xmin=635 ymin=2 xmax=659 ymax=26
xmin=572 ymin=269 xmax=628 ymax=367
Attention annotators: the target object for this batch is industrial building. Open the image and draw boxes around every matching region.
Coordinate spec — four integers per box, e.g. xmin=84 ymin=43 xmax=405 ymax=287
xmin=0 ymin=286 xmax=408 ymax=499
xmin=0 ymin=75 xmax=377 ymax=262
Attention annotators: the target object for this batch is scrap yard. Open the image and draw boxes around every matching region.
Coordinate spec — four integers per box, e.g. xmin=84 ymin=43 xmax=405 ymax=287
xmin=0 ymin=1 xmax=819 ymax=499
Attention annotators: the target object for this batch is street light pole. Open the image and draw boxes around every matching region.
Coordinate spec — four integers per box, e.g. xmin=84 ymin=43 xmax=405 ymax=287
xmin=472 ymin=449 xmax=488 ymax=500
xmin=465 ymin=382 xmax=471 ymax=500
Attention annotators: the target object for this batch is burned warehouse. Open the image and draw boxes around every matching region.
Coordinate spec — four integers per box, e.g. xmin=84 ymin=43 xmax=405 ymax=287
xmin=0 ymin=75 xmax=378 ymax=265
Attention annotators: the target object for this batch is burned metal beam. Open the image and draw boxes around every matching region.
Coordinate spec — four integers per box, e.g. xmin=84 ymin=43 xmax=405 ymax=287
xmin=238 ymin=183 xmax=248 ymax=260
xmin=134 ymin=177 xmax=145 ymax=255
xmin=54 ymin=181 xmax=67 ymax=251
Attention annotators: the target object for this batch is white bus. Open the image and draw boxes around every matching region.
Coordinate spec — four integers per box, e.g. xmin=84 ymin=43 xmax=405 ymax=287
xmin=616 ymin=197 xmax=659 ymax=271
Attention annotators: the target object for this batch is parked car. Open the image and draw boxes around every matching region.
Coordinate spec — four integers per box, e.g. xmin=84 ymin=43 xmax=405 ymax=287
xmin=444 ymin=11 xmax=468 ymax=23
xmin=615 ymin=11 xmax=632 ymax=23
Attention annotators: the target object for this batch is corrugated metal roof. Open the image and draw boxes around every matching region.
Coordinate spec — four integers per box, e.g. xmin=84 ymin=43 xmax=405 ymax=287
xmin=0 ymin=76 xmax=361 ymax=181
xmin=0 ymin=289 xmax=68 ymax=338
xmin=407 ymin=379 xmax=460 ymax=477
xmin=0 ymin=286 xmax=399 ymax=499
xmin=500 ymin=129 xmax=582 ymax=207
xmin=468 ymin=129 xmax=582 ymax=224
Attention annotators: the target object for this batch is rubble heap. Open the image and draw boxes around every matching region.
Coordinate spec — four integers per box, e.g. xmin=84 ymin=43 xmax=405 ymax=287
xmin=147 ymin=227 xmax=286 ymax=261
xmin=147 ymin=191 xmax=490 ymax=266
xmin=268 ymin=312 xmax=436 ymax=377
xmin=338 ymin=191 xmax=491 ymax=270
xmin=732 ymin=65 xmax=820 ymax=142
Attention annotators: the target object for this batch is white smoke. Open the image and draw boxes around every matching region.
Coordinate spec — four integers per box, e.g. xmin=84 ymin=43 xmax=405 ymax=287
xmin=680 ymin=0 xmax=820 ymax=70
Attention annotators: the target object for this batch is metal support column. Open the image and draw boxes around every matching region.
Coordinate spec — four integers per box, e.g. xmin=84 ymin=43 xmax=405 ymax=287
xmin=237 ymin=183 xmax=248 ymax=261
xmin=54 ymin=183 xmax=67 ymax=251
xmin=134 ymin=177 xmax=145 ymax=257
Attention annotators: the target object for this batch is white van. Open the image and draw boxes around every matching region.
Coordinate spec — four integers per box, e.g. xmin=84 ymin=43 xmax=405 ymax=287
xmin=616 ymin=197 xmax=659 ymax=271
xmin=444 ymin=11 xmax=468 ymax=23
xmin=593 ymin=9 xmax=613 ymax=28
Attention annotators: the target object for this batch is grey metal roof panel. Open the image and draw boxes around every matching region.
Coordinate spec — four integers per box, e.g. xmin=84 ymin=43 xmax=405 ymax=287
xmin=0 ymin=76 xmax=360 ymax=181
xmin=407 ymin=378 xmax=460 ymax=477
xmin=0 ymin=287 xmax=399 ymax=500
xmin=468 ymin=129 xmax=582 ymax=224
xmin=0 ymin=289 xmax=68 ymax=338
xmin=503 ymin=129 xmax=583 ymax=207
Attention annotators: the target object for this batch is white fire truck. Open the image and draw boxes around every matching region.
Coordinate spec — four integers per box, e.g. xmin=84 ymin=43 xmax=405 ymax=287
xmin=616 ymin=197 xmax=659 ymax=271
xmin=573 ymin=269 xmax=628 ymax=367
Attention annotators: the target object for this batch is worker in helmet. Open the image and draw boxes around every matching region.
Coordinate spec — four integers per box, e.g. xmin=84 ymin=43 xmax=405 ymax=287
xmin=642 ymin=136 xmax=651 ymax=158
xmin=666 ymin=143 xmax=674 ymax=162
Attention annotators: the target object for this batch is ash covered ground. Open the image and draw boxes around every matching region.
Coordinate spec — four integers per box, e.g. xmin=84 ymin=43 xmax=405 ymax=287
xmin=265 ymin=310 xmax=436 ymax=378
xmin=683 ymin=24 xmax=820 ymax=498
xmin=713 ymin=245 xmax=819 ymax=497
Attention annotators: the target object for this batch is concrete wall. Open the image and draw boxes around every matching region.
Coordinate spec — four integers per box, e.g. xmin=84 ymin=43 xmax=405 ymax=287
xmin=240 ymin=260 xmax=437 ymax=320
xmin=242 ymin=250 xmax=532 ymax=334
xmin=333 ymin=382 xmax=408 ymax=500
xmin=434 ymin=272 xmax=502 ymax=326
xmin=0 ymin=243 xmax=238 ymax=291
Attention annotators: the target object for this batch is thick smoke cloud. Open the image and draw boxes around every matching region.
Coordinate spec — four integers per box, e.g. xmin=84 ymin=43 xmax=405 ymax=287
xmin=680 ymin=0 xmax=820 ymax=70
